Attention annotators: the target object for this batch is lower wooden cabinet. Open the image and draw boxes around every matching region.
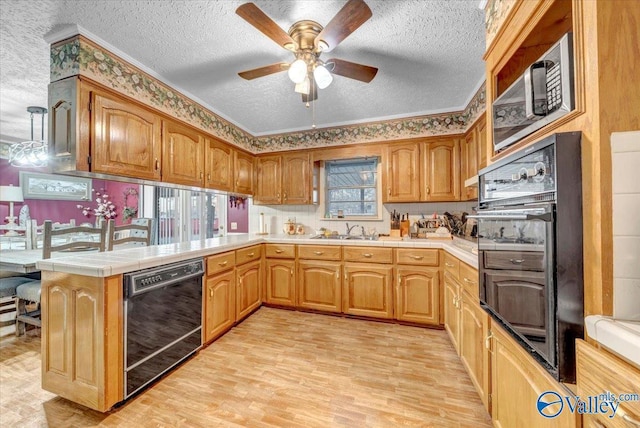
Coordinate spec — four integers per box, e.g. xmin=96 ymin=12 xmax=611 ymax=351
xmin=343 ymin=263 xmax=393 ymax=319
xmin=265 ymin=259 xmax=296 ymax=307
xmin=395 ymin=266 xmax=440 ymax=325
xmin=443 ymin=271 xmax=461 ymax=353
xmin=490 ymin=323 xmax=579 ymax=428
xmin=460 ymin=290 xmax=490 ymax=413
xmin=236 ymin=260 xmax=262 ymax=321
xmin=41 ymin=272 xmax=122 ymax=412
xmin=297 ymin=260 xmax=342 ymax=313
xmin=204 ymin=270 xmax=235 ymax=343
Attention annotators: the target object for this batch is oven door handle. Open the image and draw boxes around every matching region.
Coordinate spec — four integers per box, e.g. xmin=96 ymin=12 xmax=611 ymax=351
xmin=467 ymin=212 xmax=553 ymax=222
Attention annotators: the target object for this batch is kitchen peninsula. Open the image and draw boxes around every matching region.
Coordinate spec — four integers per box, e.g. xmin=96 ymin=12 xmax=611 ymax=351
xmin=37 ymin=234 xmax=477 ymax=412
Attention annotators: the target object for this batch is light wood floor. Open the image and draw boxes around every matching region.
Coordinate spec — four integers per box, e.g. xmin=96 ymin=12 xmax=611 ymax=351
xmin=0 ymin=307 xmax=492 ymax=427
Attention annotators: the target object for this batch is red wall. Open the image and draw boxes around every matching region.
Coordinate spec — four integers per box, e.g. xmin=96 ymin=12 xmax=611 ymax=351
xmin=0 ymin=159 xmax=140 ymax=227
xmin=227 ymin=197 xmax=248 ymax=233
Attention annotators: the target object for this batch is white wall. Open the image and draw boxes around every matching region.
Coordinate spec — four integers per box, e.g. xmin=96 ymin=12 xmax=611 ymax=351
xmin=611 ymin=130 xmax=640 ymax=320
xmin=248 ymin=200 xmax=476 ymax=236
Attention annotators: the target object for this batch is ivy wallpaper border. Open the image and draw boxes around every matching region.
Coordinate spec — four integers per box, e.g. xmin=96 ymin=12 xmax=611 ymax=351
xmin=50 ymin=35 xmax=485 ymax=154
xmin=485 ymin=0 xmax=516 ymax=48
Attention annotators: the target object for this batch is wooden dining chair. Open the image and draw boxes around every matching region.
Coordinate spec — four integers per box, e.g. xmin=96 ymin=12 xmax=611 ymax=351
xmin=15 ymin=220 xmax=107 ymax=336
xmin=107 ymin=218 xmax=152 ymax=251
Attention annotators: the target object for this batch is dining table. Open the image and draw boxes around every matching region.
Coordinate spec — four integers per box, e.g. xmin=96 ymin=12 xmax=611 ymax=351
xmin=0 ymin=247 xmax=99 ymax=273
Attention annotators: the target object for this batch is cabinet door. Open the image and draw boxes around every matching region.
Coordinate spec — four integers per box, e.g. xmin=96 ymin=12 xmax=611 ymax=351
xmin=234 ymin=151 xmax=254 ymax=195
xmin=385 ymin=142 xmax=421 ymax=202
xmin=443 ymin=271 xmax=461 ymax=353
xmin=297 ymin=260 xmax=342 ymax=313
xmin=254 ymin=155 xmax=282 ymax=204
xmin=92 ymin=91 xmax=161 ymax=180
xmin=204 ymin=270 xmax=235 ymax=343
xmin=477 ymin=116 xmax=487 ymax=170
xmin=265 ymin=259 xmax=295 ymax=307
xmin=421 ymin=139 xmax=460 ymax=201
xmin=396 ymin=266 xmax=440 ymax=325
xmin=161 ymin=120 xmax=204 ymax=186
xmin=343 ymin=264 xmax=393 ymax=319
xmin=461 ymin=130 xmax=478 ymax=200
xmin=205 ymin=138 xmax=234 ymax=191
xmin=460 ymin=291 xmax=490 ymax=413
xmin=236 ymin=260 xmax=261 ymax=321
xmin=282 ymin=153 xmax=311 ymax=204
xmin=491 ymin=324 xmax=579 ymax=428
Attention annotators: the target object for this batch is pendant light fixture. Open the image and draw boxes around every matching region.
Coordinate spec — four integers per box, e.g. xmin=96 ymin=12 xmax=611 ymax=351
xmin=9 ymin=106 xmax=48 ymax=168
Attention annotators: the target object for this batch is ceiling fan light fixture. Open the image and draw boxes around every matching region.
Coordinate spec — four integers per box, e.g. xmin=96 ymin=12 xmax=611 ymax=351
xmin=317 ymin=40 xmax=329 ymax=51
xmin=294 ymin=75 xmax=311 ymax=95
xmin=313 ymin=64 xmax=333 ymax=89
xmin=288 ymin=59 xmax=308 ymax=83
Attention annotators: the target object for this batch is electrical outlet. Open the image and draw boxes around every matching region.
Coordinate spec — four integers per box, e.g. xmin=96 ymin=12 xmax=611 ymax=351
xmin=230 ymin=222 xmax=237 ymax=230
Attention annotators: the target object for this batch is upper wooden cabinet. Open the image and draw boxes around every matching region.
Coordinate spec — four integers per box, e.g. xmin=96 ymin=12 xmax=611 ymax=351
xmin=255 ymin=152 xmax=312 ymax=205
xmin=461 ymin=115 xmax=486 ymax=201
xmin=421 ymin=138 xmax=460 ymax=201
xmin=384 ymin=142 xmax=421 ymax=202
xmin=234 ymin=150 xmax=254 ymax=195
xmin=162 ymin=119 xmax=205 ymax=187
xmin=91 ymin=89 xmax=162 ymax=181
xmin=205 ymin=138 xmax=234 ymax=192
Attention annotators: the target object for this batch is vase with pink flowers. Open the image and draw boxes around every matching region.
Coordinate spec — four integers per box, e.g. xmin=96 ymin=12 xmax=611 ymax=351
xmin=77 ymin=189 xmax=117 ymax=226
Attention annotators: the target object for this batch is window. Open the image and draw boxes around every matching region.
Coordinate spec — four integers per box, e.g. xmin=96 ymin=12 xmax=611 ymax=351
xmin=325 ymin=158 xmax=378 ymax=218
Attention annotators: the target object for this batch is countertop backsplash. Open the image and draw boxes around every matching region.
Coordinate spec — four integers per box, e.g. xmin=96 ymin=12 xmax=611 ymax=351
xmin=248 ymin=199 xmax=477 ymax=237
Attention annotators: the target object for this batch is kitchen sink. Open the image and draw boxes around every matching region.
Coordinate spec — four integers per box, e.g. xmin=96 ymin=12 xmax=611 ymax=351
xmin=311 ymin=234 xmax=378 ymax=241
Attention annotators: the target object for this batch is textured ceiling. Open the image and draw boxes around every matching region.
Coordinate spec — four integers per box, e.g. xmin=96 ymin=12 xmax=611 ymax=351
xmin=0 ymin=0 xmax=485 ymax=142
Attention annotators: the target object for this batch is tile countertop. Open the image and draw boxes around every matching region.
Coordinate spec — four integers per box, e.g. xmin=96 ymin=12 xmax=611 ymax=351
xmin=585 ymin=315 xmax=640 ymax=368
xmin=35 ymin=234 xmax=479 ymax=277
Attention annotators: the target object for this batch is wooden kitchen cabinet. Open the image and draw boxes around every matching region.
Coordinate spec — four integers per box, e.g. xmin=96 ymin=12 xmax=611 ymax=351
xmin=443 ymin=271 xmax=461 ymax=353
xmin=204 ymin=269 xmax=235 ymax=343
xmin=265 ymin=259 xmax=296 ymax=308
xmin=343 ymin=264 xmax=394 ymax=319
xmin=234 ymin=150 xmax=254 ymax=195
xmin=205 ymin=138 xmax=234 ymax=191
xmin=421 ymin=138 xmax=460 ymax=201
xmin=395 ymin=266 xmax=440 ymax=325
xmin=91 ymin=88 xmax=162 ymax=180
xmin=41 ymin=272 xmax=123 ymax=412
xmin=297 ymin=260 xmax=342 ymax=313
xmin=235 ymin=259 xmax=261 ymax=322
xmin=461 ymin=121 xmax=479 ymax=201
xmin=477 ymin=115 xmax=487 ymax=171
xmin=460 ymin=288 xmax=490 ymax=413
xmin=161 ymin=119 xmax=205 ymax=187
xmin=490 ymin=322 xmax=579 ymax=428
xmin=255 ymin=152 xmax=312 ymax=205
xmin=384 ymin=142 xmax=421 ymax=202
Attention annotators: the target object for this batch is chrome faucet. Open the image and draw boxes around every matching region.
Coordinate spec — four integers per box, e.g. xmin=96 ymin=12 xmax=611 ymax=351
xmin=346 ymin=223 xmax=359 ymax=235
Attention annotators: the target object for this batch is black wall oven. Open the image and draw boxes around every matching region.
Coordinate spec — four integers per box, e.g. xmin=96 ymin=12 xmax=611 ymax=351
xmin=472 ymin=132 xmax=583 ymax=382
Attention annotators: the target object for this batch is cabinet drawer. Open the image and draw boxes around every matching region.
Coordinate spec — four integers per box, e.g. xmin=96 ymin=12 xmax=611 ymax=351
xmin=236 ymin=245 xmax=262 ymax=265
xmin=459 ymin=262 xmax=479 ymax=297
xmin=206 ymin=252 xmax=235 ymax=276
xmin=298 ymin=245 xmax=342 ymax=261
xmin=443 ymin=252 xmax=460 ymax=280
xmin=396 ymin=248 xmax=438 ymax=266
xmin=484 ymin=251 xmax=544 ymax=271
xmin=577 ymin=340 xmax=640 ymax=427
xmin=265 ymin=244 xmax=295 ymax=258
xmin=343 ymin=247 xmax=393 ymax=264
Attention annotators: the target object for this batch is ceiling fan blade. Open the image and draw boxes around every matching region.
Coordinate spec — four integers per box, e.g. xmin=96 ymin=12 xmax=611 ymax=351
xmin=236 ymin=3 xmax=296 ymax=50
xmin=238 ymin=62 xmax=290 ymax=80
xmin=326 ymin=58 xmax=378 ymax=83
xmin=315 ymin=0 xmax=372 ymax=52
xmin=302 ymin=79 xmax=318 ymax=103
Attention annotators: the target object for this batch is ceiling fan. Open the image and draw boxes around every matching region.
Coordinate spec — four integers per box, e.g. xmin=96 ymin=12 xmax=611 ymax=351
xmin=236 ymin=0 xmax=378 ymax=103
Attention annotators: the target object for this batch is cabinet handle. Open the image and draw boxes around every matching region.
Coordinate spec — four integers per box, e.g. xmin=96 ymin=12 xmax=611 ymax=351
xmin=275 ymin=249 xmax=284 ymax=254
xmin=426 ymin=186 xmax=430 ymax=195
xmin=445 ymin=262 xmax=454 ymax=267
xmin=485 ymin=331 xmax=494 ymax=353
xmin=277 ymin=192 xmax=280 ymax=200
xmin=200 ymin=172 xmax=204 ymax=179
xmin=509 ymin=258 xmax=525 ymax=264
xmin=463 ymin=277 xmax=475 ymax=284
xmin=410 ymin=255 xmax=424 ymax=260
xmin=210 ymin=288 xmax=213 ymax=297
xmin=236 ymin=180 xmax=240 ymax=186
xmin=290 ymin=268 xmax=294 ymax=276
xmin=388 ymin=188 xmax=391 ymax=195
xmin=218 ymin=261 xmax=228 ymax=266
xmin=335 ymin=271 xmax=339 ymax=279
xmin=207 ymin=173 xmax=211 ymax=181
xmin=155 ymin=158 xmax=160 ymax=170
xmin=397 ymin=275 xmax=401 ymax=285
xmin=313 ymin=251 xmax=324 ymax=255
xmin=362 ymin=253 xmax=373 ymax=258
xmin=247 ymin=252 xmax=255 ymax=257
xmin=283 ymin=192 xmax=287 ymax=200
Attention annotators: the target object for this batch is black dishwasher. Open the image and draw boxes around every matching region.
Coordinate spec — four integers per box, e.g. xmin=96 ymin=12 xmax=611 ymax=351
xmin=123 ymin=258 xmax=204 ymax=399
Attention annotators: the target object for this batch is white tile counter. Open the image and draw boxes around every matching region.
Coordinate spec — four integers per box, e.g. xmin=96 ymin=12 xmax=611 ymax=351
xmin=34 ymin=234 xmax=478 ymax=277
xmin=585 ymin=315 xmax=640 ymax=367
